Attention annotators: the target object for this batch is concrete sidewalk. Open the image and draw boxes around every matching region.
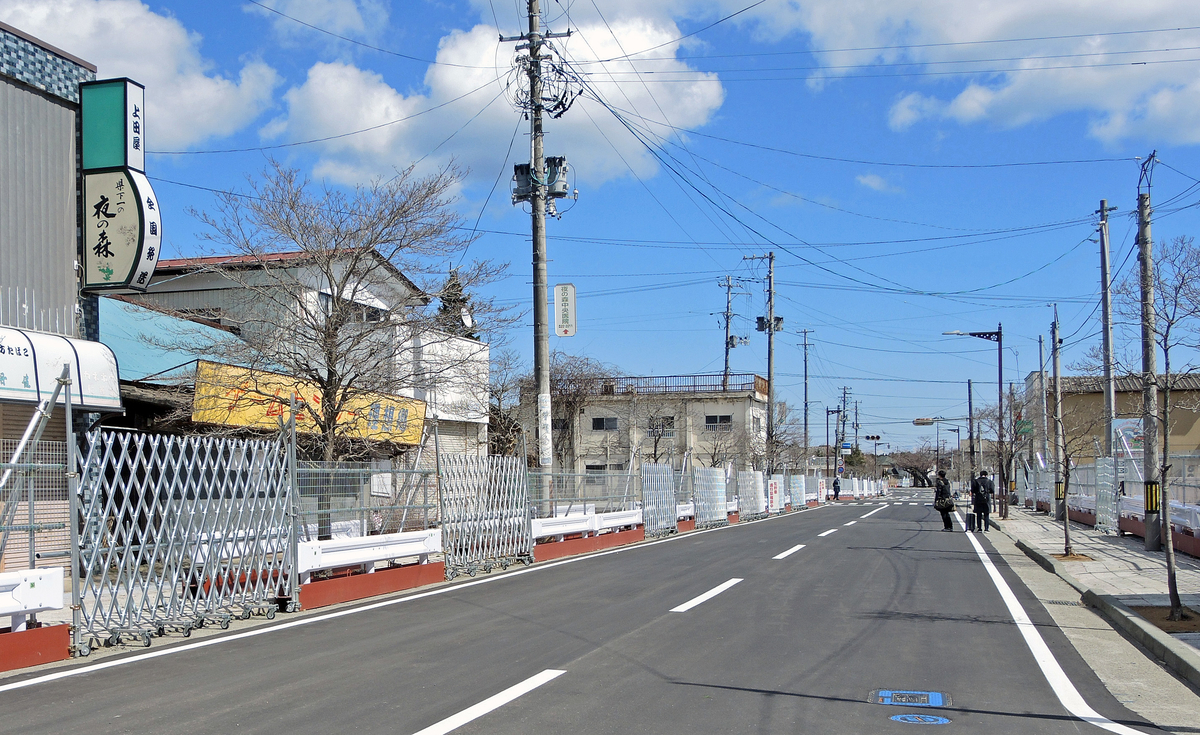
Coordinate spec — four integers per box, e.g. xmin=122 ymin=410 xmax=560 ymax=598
xmin=998 ymin=505 xmax=1200 ymax=689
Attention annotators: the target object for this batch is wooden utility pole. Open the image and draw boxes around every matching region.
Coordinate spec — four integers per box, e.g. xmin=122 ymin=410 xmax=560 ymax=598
xmin=1052 ymin=308 xmax=1072 ymax=554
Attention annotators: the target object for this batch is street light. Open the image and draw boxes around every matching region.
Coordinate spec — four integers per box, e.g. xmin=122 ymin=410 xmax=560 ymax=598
xmin=945 ymin=324 xmax=1006 ymax=519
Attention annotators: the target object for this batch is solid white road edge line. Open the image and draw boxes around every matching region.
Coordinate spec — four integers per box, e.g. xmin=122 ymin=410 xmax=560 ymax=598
xmin=956 ymin=513 xmax=1146 ymax=735
xmin=818 ymin=529 xmax=838 ymax=537
xmin=0 ymin=503 xmax=831 ymax=694
xmin=772 ymin=544 xmax=806 ymax=560
xmin=860 ymin=506 xmax=886 ymax=519
xmin=670 ymin=578 xmax=743 ymax=613
xmin=844 ymin=520 xmax=857 ymax=526
xmin=410 ymin=668 xmax=566 ymax=735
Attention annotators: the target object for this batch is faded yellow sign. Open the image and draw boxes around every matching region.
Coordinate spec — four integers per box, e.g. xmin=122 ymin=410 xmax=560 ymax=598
xmin=191 ymin=360 xmax=425 ymax=445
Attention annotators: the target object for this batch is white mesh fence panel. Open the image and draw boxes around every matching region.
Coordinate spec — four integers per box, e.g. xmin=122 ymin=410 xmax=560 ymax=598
xmin=641 ymin=463 xmax=677 ymax=537
xmin=693 ymin=467 xmax=728 ymax=528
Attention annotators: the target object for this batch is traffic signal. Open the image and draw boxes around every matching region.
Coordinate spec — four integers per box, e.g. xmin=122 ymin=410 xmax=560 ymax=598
xmin=865 ymin=434 xmax=881 ymax=441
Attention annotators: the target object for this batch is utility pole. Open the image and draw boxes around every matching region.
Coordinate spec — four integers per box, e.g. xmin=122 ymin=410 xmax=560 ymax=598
xmin=1138 ymin=161 xmax=1162 ymax=551
xmin=721 ymin=276 xmax=735 ymax=391
xmin=502 ymin=0 xmax=571 ymax=467
xmin=747 ymin=253 xmax=778 ymax=471
xmin=1099 ymin=199 xmax=1118 ymax=458
xmin=1039 ymin=335 xmax=1049 ymax=464
xmin=799 ymin=329 xmax=813 ymax=469
xmin=854 ymin=400 xmax=860 ymax=448
xmin=967 ymin=379 xmax=975 ymax=474
xmin=1052 ymin=311 xmax=1066 ymax=525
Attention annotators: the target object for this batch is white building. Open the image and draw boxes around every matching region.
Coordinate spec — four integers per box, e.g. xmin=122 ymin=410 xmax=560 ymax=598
xmin=132 ymin=251 xmax=489 ymax=455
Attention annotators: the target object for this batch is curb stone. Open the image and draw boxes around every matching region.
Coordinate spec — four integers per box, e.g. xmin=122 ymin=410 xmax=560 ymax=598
xmin=1005 ymin=530 xmax=1200 ymax=690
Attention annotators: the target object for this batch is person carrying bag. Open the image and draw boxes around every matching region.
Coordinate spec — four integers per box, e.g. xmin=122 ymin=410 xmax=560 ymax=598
xmin=933 ymin=470 xmax=954 ymax=531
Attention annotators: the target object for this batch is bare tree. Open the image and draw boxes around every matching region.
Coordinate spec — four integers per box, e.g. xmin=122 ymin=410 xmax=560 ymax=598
xmin=149 ymin=160 xmax=509 ymax=464
xmin=489 ymin=347 xmax=525 ymax=456
xmin=1116 ymin=235 xmax=1200 ymax=620
xmin=890 ymin=444 xmax=937 ymax=487
xmin=528 ymin=351 xmax=621 ymax=470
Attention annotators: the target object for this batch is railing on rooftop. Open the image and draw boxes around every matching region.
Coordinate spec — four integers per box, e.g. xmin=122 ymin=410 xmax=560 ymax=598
xmin=574 ymin=374 xmax=765 ymax=396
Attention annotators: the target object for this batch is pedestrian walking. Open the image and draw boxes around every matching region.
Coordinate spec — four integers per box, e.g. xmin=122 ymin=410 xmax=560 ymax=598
xmin=933 ymin=470 xmax=954 ymax=531
xmin=832 ymin=477 xmax=841 ymax=501
xmin=971 ymin=471 xmax=994 ymax=532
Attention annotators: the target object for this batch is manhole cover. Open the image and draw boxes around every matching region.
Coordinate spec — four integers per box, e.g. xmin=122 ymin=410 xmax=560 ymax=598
xmin=891 ymin=714 xmax=952 ymax=725
xmin=871 ymin=690 xmax=951 ymax=707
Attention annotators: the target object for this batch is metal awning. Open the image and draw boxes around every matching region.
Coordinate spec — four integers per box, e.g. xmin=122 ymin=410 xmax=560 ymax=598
xmin=0 ymin=326 xmax=122 ymax=412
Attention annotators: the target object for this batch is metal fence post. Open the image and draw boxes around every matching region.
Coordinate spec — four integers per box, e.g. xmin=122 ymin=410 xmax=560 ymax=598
xmin=288 ymin=397 xmax=300 ymax=614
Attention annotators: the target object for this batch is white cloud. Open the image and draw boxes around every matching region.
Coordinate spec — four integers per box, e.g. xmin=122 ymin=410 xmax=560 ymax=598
xmin=266 ymin=21 xmax=724 ymax=186
xmin=248 ymin=0 xmax=388 ymax=43
xmin=559 ymin=0 xmax=1200 ymax=146
xmin=0 ymin=0 xmax=279 ymax=150
xmin=856 ymin=173 xmax=899 ymax=193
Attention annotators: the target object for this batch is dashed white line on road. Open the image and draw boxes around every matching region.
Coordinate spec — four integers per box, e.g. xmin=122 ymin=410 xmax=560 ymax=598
xmin=670 ymin=578 xmax=744 ymax=613
xmin=772 ymin=544 xmax=806 ymax=560
xmin=860 ymin=506 xmax=887 ymax=519
xmin=844 ymin=520 xmax=857 ymax=526
xmin=818 ymin=529 xmax=838 ymax=537
xmin=909 ymin=503 xmax=918 ymax=506
xmin=411 ymin=669 xmax=566 ymax=735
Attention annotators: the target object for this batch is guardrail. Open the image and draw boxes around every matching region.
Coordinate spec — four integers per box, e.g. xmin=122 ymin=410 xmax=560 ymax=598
xmin=297 ymin=529 xmax=442 ymax=582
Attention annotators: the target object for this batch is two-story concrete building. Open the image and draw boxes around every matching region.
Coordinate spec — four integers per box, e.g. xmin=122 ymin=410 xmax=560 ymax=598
xmin=522 ymin=373 xmax=768 ymax=472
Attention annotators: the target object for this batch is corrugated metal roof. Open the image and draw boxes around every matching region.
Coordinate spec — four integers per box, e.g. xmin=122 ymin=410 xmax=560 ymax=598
xmin=98 ymin=297 xmax=239 ymax=384
xmin=1050 ymin=373 xmax=1200 ymax=393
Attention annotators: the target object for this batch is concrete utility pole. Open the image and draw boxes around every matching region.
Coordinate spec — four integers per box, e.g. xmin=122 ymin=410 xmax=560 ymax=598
xmin=721 ymin=276 xmax=735 ymax=391
xmin=1138 ymin=172 xmax=1162 ymax=550
xmin=799 ymin=329 xmax=812 ymax=466
xmin=747 ymin=253 xmax=778 ymax=471
xmin=1052 ymin=311 xmax=1066 ymax=523
xmin=1039 ymin=335 xmax=1049 ymax=465
xmin=503 ymin=0 xmax=570 ymax=467
xmin=967 ymin=379 xmax=975 ymax=473
xmin=1099 ymin=199 xmax=1118 ymax=458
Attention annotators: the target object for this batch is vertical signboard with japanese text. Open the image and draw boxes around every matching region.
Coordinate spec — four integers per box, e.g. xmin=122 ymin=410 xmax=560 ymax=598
xmin=554 ymin=283 xmax=576 ymax=337
xmin=80 ymin=78 xmax=160 ymax=292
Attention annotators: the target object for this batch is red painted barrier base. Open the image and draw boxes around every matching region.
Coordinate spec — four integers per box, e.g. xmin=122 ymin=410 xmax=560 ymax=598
xmin=807 ymin=501 xmax=819 ymax=508
xmin=533 ymin=527 xmax=646 ymax=562
xmin=678 ymin=519 xmax=696 ymax=532
xmin=728 ymin=512 xmax=740 ymax=524
xmin=1118 ymin=516 xmax=1200 ymax=557
xmin=299 ymin=562 xmax=445 ymax=610
xmin=1068 ymin=508 xmax=1097 ymax=526
xmin=0 ymin=623 xmax=70 ymax=673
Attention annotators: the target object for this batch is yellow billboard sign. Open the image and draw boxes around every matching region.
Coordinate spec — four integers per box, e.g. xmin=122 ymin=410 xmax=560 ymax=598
xmin=192 ymin=360 xmax=425 ymax=445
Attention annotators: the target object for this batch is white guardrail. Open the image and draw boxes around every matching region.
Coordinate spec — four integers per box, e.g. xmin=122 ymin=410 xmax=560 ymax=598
xmin=677 ymin=502 xmax=695 ymax=520
xmin=531 ymin=509 xmax=644 ymax=540
xmin=297 ymin=529 xmax=442 ymax=582
xmin=0 ymin=567 xmax=63 ymax=631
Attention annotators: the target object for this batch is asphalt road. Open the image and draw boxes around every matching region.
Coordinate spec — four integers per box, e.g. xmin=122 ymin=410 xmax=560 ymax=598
xmin=0 ymin=492 xmax=1165 ymax=734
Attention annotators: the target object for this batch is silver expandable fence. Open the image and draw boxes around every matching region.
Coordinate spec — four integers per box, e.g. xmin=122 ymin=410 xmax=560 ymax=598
xmin=76 ymin=430 xmax=293 ymax=648
xmin=439 ymin=454 xmax=532 ymax=578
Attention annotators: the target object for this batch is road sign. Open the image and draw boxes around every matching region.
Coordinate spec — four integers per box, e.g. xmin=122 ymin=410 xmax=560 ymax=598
xmin=836 ymin=465 xmax=845 ymax=475
xmin=554 ymin=283 xmax=576 ymax=337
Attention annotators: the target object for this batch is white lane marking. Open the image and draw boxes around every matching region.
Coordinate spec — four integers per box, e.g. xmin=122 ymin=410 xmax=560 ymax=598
xmin=843 ymin=520 xmax=857 ymax=526
xmin=411 ymin=669 xmax=565 ymax=735
xmin=670 ymin=578 xmax=743 ymax=613
xmin=957 ymin=514 xmax=1145 ymax=735
xmin=818 ymin=529 xmax=838 ymax=537
xmin=0 ymin=501 xmax=830 ymax=694
xmin=909 ymin=503 xmax=918 ymax=506
xmin=860 ymin=506 xmax=886 ymax=519
xmin=772 ymin=544 xmax=806 ymax=560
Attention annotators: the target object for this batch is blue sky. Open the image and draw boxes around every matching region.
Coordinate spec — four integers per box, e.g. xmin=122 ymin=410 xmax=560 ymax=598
xmin=8 ymin=0 xmax=1200 ymax=449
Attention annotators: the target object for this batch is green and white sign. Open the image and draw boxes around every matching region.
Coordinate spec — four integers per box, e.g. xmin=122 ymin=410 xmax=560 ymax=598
xmin=80 ymin=77 xmax=160 ymax=291
xmin=83 ymin=169 xmax=161 ymax=290
xmin=81 ymin=78 xmax=145 ymax=172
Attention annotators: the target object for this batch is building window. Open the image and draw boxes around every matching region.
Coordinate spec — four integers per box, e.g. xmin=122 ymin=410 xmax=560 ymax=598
xmin=705 ymin=414 xmax=733 ymax=432
xmin=592 ymin=416 xmax=619 ymax=431
xmin=648 ymin=416 xmax=675 ymax=438
xmin=753 ymin=416 xmax=762 ymax=434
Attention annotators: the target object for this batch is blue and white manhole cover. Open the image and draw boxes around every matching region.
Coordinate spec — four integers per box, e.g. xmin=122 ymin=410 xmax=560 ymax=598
xmin=891 ymin=713 xmax=951 ymax=725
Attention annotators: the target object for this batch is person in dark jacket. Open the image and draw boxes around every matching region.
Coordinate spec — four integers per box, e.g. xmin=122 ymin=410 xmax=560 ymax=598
xmin=934 ymin=470 xmax=954 ymax=531
xmin=832 ymin=477 xmax=841 ymax=501
xmin=971 ymin=471 xmax=994 ymax=532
